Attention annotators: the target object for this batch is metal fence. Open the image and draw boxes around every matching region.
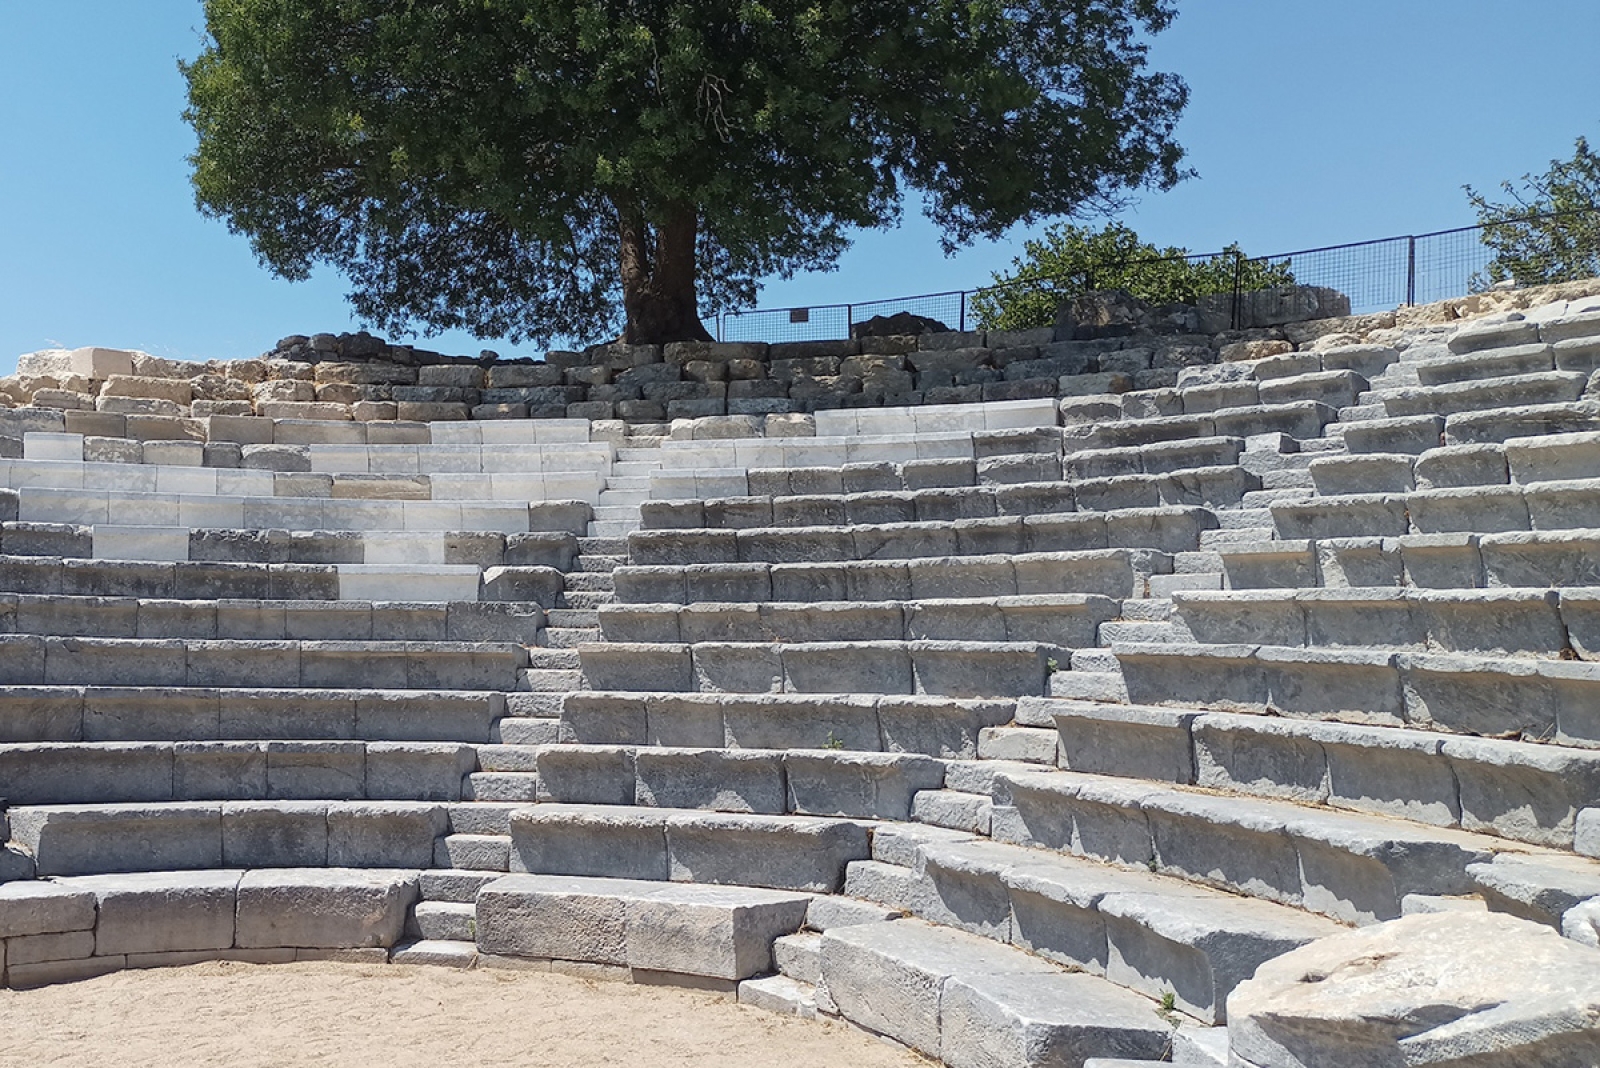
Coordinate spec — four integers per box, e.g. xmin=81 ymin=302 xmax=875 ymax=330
xmin=713 ymin=208 xmax=1600 ymax=343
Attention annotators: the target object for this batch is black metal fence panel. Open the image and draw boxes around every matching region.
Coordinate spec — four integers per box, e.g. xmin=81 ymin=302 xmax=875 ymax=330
xmin=715 ymin=209 xmax=1600 ymax=342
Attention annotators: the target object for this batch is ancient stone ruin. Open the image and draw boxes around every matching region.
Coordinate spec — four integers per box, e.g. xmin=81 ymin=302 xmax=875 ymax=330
xmin=4 ymin=277 xmax=1600 ymax=1066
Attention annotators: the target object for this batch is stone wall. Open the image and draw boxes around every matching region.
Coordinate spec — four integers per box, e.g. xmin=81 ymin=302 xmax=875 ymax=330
xmin=0 ymin=287 xmax=1366 ymax=429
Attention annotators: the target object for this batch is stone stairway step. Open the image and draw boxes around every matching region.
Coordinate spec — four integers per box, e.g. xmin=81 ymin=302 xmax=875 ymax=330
xmin=508 ymin=804 xmax=870 ymax=893
xmin=1046 ymin=669 xmax=1129 ymax=703
xmin=489 ymin=718 xmax=558 ymax=745
xmin=434 ymin=833 xmax=511 ymax=871
xmin=474 ymin=744 xmax=541 ymax=773
xmin=613 ymin=463 xmax=662 ymax=478
xmin=578 ymin=537 xmax=629 ymax=556
xmin=390 ymin=939 xmax=478 ymax=968
xmin=542 ymin=627 xmax=601 ymax=649
xmin=517 ymin=667 xmax=584 ymax=693
xmin=562 ymin=572 xmax=615 ymax=593
xmin=558 ymin=590 xmax=615 ymax=610
xmin=408 ymin=900 xmax=475 ymax=941
xmin=526 ymin=648 xmax=582 ymax=670
xmin=773 ymin=930 xmax=822 ymax=985
xmin=463 ymin=771 xmax=540 ymax=802
xmin=418 ymin=869 xmax=500 ymax=904
xmin=818 ymin=917 xmax=1174 ymax=1062
xmin=604 ymin=476 xmax=654 ymax=492
xmin=737 ymin=973 xmax=818 ymax=1018
xmin=545 ymin=608 xmax=601 ymax=628
xmin=573 ymin=555 xmax=626 ymax=572
xmin=588 ymin=521 xmax=642 ymax=539
xmin=1096 ymin=621 xmax=1179 ymax=644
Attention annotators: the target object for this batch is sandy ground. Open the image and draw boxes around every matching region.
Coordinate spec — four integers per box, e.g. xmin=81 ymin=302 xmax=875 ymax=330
xmin=0 ymin=961 xmax=928 ymax=1068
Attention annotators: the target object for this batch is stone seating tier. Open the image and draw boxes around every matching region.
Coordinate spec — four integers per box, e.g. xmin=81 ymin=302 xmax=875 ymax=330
xmin=1217 ymin=529 xmax=1600 ymax=590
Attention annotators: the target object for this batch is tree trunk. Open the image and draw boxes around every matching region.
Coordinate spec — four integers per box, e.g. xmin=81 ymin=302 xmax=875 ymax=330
xmin=618 ymin=204 xmax=713 ymax=345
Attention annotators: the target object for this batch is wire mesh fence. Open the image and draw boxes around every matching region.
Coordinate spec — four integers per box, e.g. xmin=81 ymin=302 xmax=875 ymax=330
xmin=714 ymin=209 xmax=1600 ymax=343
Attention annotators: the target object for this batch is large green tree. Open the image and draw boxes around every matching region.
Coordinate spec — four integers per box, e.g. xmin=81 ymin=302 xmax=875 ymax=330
xmin=183 ymin=0 xmax=1189 ymax=346
xmin=1466 ymin=135 xmax=1600 ymax=290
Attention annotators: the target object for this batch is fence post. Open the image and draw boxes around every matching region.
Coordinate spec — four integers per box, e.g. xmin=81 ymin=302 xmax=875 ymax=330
xmin=1406 ymin=236 xmax=1417 ymax=306
xmin=959 ymin=292 xmax=966 ymax=333
xmin=845 ymin=304 xmax=853 ymax=342
xmin=1230 ymin=250 xmax=1245 ymax=331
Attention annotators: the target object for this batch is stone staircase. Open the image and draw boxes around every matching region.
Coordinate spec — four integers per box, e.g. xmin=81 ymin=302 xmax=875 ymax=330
xmin=5 ymin=288 xmax=1600 ymax=1065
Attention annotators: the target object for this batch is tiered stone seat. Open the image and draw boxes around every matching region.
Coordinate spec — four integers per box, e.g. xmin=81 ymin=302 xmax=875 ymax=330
xmin=9 ymin=299 xmax=1600 ymax=1065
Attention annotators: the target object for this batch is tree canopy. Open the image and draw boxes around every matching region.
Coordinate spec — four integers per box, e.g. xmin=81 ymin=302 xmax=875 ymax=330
xmin=183 ymin=0 xmax=1190 ymax=346
xmin=970 ymin=221 xmax=1294 ymax=331
xmin=1466 ymin=135 xmax=1600 ymax=290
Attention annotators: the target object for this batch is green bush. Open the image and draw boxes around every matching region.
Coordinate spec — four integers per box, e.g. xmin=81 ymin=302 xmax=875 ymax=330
xmin=971 ymin=222 xmax=1294 ymax=331
xmin=1466 ymin=135 xmax=1600 ymax=290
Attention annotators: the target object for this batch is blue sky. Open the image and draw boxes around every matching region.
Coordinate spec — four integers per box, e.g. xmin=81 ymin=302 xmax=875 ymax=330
xmin=2 ymin=2 xmax=1597 ymax=374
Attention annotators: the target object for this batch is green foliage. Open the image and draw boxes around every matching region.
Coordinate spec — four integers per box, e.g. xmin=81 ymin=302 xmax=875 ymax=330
xmin=1466 ymin=135 xmax=1600 ymax=290
xmin=970 ymin=222 xmax=1294 ymax=332
xmin=183 ymin=0 xmax=1190 ymax=344
xmin=823 ymin=732 xmax=846 ymax=751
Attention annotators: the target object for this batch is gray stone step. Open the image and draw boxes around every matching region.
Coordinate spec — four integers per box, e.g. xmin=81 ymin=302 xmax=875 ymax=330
xmin=0 ymin=740 xmax=476 ymax=806
xmin=1109 ymin=639 xmax=1600 ymax=749
xmin=533 ymin=743 xmax=945 ymax=821
xmin=819 ymin=917 xmax=1174 ymax=1062
xmin=9 ymin=800 xmax=447 ymax=876
xmin=0 ymin=592 xmax=544 ymax=644
xmin=560 ymin=691 xmax=1013 ymax=759
xmin=615 ymin=548 xmax=1166 ymax=605
xmin=526 ymin=648 xmax=582 ymax=670
xmin=987 ymin=765 xmax=1518 ymax=925
xmin=0 ymin=635 xmax=527 ymax=691
xmin=462 ymin=771 xmax=540 ymax=802
xmin=578 ymin=537 xmax=629 ymax=556
xmin=389 ymin=938 xmax=478 ymax=968
xmin=562 ymin=572 xmax=615 ymax=593
xmin=598 ymin=595 xmax=1118 ymax=649
xmin=1040 ymin=697 xmax=1600 ymax=850
xmin=489 ymin=718 xmax=557 ymax=745
xmin=573 ymin=555 xmax=626 ymax=573
xmin=408 ymin=900 xmax=475 ymax=941
xmin=433 ymin=833 xmax=511 ymax=871
xmin=508 ymin=804 xmax=870 ymax=893
xmin=558 ymin=590 xmax=615 ymax=610
xmin=0 ymin=686 xmax=507 ymax=745
xmin=545 ymin=608 xmax=601 ymax=628
xmin=852 ymin=830 xmax=1341 ymax=1025
xmin=737 ymin=973 xmax=818 ymax=1018
xmin=475 ymin=873 xmax=811 ymax=984
xmin=542 ymin=627 xmax=601 ymax=649
xmin=579 ymin=640 xmax=1057 ymax=698
xmin=517 ymin=667 xmax=584 ymax=693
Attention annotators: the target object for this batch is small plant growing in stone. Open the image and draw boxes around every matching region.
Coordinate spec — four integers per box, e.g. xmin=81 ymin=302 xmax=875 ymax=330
xmin=1046 ymin=658 xmax=1060 ymax=675
xmin=823 ymin=731 xmax=847 ymax=750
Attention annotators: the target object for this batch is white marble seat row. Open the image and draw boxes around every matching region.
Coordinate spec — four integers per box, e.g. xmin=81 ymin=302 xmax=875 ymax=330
xmin=0 ymin=740 xmax=480 ymax=806
xmin=1313 ymin=431 xmax=1600 ymax=498
xmin=597 ymin=595 xmax=1117 ymax=649
xmin=0 ymin=554 xmax=566 ymax=606
xmin=0 ymin=867 xmax=421 ymax=988
xmin=579 ymin=640 xmax=1056 ymax=699
xmin=614 ymin=549 xmax=1164 ymax=604
xmin=1038 ymin=698 xmax=1600 ymax=852
xmin=9 ymin=802 xmax=446 ymax=877
xmin=0 ymin=594 xmax=544 ymax=644
xmin=306 ymin=441 xmax=612 ymax=475
xmin=811 ymin=397 xmax=1060 ymax=437
xmin=641 ymin=468 xmax=1255 ymax=534
xmin=11 ymin=486 xmax=584 ymax=532
xmin=1269 ymin=480 xmax=1600 ymax=541
xmin=1217 ymin=530 xmax=1600 ymax=591
xmin=554 ymin=691 xmax=1014 ymax=760
xmin=1063 ymin=400 xmax=1335 ymax=452
xmin=0 ymin=635 xmax=528 ymax=690
xmin=0 ymin=686 xmax=510 ymax=745
xmin=627 ymin=509 xmax=1214 ymax=569
xmin=1165 ymin=586 xmax=1598 ymax=660
xmin=1104 ymin=640 xmax=1600 ymax=748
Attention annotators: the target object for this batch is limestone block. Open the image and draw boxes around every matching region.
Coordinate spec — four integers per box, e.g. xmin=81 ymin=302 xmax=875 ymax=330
xmin=783 ymin=751 xmax=945 ymax=820
xmin=510 ymin=805 xmax=671 ymax=881
xmin=0 ymin=881 xmax=97 ymax=938
xmin=782 ymin=641 xmax=911 ymax=694
xmin=819 ymin=918 xmax=1058 ymax=1058
xmin=234 ymin=868 xmax=419 ymax=949
xmin=635 ymin=748 xmax=786 ymax=814
xmin=221 ymin=801 xmax=330 ymax=867
xmin=535 ymin=745 xmax=636 ymax=806
xmin=10 ymin=802 xmax=223 ymax=876
xmin=1228 ymin=912 xmax=1600 ymax=1068
xmin=665 ymin=811 xmax=870 ymax=893
xmin=61 ymin=870 xmax=241 ymax=956
xmin=326 ymin=802 xmax=447 ymax=867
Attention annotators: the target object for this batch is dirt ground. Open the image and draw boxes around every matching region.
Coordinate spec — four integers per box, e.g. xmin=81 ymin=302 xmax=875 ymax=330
xmin=0 ymin=961 xmax=928 ymax=1068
